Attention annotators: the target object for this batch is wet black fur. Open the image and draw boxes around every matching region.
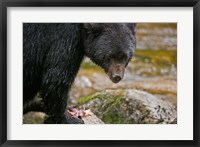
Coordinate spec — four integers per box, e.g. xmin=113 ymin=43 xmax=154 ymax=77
xmin=23 ymin=23 xmax=136 ymax=124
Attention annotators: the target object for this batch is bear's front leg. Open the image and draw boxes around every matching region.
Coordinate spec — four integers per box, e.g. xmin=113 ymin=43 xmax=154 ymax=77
xmin=41 ymin=88 xmax=84 ymax=124
xmin=42 ymin=92 xmax=84 ymax=124
xmin=41 ymin=69 xmax=84 ymax=124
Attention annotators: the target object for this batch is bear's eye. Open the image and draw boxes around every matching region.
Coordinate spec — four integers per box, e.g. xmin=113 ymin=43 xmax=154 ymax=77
xmin=106 ymin=54 xmax=113 ymax=61
xmin=117 ymin=54 xmax=128 ymax=62
xmin=107 ymin=53 xmax=127 ymax=63
xmin=92 ymin=30 xmax=101 ymax=38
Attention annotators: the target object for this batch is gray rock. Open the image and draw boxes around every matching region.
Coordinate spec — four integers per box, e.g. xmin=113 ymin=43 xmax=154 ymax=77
xmin=82 ymin=111 xmax=105 ymax=124
xmin=78 ymin=89 xmax=177 ymax=124
xmin=74 ymin=76 xmax=92 ymax=88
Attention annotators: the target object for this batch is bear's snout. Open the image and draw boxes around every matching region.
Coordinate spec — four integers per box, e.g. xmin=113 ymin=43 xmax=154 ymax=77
xmin=107 ymin=63 xmax=125 ymax=83
xmin=112 ymin=73 xmax=122 ymax=83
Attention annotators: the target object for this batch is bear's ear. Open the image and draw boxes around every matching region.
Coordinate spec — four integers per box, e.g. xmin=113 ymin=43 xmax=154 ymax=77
xmin=83 ymin=23 xmax=93 ymax=31
xmin=127 ymin=23 xmax=136 ymax=34
xmin=84 ymin=23 xmax=102 ymax=31
xmin=83 ymin=23 xmax=102 ymax=36
xmin=83 ymin=23 xmax=94 ymax=37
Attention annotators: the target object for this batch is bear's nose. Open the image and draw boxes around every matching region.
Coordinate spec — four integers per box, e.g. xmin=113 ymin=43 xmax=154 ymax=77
xmin=112 ymin=74 xmax=122 ymax=82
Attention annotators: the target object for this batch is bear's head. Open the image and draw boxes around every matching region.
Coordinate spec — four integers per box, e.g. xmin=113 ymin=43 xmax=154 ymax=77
xmin=83 ymin=23 xmax=136 ymax=83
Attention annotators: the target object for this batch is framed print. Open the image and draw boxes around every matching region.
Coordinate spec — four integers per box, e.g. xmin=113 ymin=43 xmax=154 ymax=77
xmin=0 ymin=0 xmax=199 ymax=146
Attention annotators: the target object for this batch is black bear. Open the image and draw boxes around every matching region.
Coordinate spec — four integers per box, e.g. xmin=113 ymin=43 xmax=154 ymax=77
xmin=23 ymin=23 xmax=136 ymax=124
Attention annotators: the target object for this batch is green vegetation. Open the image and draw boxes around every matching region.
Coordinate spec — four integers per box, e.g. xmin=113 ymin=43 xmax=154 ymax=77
xmin=133 ymin=49 xmax=177 ymax=66
xmin=102 ymin=111 xmax=128 ymax=124
xmin=78 ymin=91 xmax=125 ymax=105
xmin=78 ymin=93 xmax=103 ymax=104
xmin=137 ymin=23 xmax=177 ymax=30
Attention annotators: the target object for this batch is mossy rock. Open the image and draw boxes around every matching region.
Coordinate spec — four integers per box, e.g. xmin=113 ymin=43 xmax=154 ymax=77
xmin=78 ymin=89 xmax=177 ymax=124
